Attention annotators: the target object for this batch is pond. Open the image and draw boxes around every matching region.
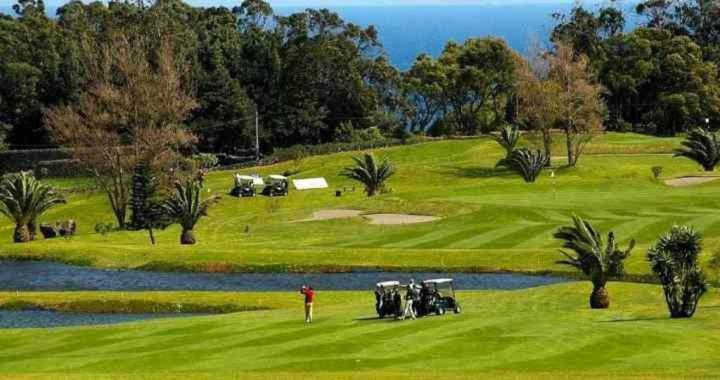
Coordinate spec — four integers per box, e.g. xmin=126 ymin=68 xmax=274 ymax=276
xmin=0 ymin=310 xmax=205 ymax=329
xmin=0 ymin=260 xmax=569 ymax=292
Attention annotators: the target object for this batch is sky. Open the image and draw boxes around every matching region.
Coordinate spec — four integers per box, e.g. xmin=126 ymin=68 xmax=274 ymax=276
xmin=3 ymin=0 xmax=600 ymax=8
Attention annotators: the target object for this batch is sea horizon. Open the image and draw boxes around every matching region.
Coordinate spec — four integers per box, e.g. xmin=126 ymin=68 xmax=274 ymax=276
xmin=0 ymin=1 xmax=642 ymax=69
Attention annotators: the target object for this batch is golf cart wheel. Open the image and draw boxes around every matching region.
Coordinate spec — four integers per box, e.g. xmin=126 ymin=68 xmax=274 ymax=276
xmin=454 ymin=304 xmax=462 ymax=314
xmin=436 ymin=307 xmax=445 ymax=316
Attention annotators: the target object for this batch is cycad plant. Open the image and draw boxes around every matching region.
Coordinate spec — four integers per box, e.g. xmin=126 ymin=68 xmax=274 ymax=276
xmin=674 ymin=128 xmax=720 ymax=171
xmin=554 ymin=215 xmax=635 ymax=309
xmin=341 ymin=153 xmax=395 ymax=196
xmin=0 ymin=172 xmax=65 ymax=243
xmin=162 ymin=180 xmax=220 ymax=245
xmin=648 ymin=225 xmax=707 ymax=318
xmin=498 ymin=148 xmax=548 ymax=183
xmin=493 ymin=124 xmax=521 ymax=161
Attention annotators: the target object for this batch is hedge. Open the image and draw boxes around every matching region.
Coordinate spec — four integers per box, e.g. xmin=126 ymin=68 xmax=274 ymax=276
xmin=0 ymin=148 xmax=73 ymax=174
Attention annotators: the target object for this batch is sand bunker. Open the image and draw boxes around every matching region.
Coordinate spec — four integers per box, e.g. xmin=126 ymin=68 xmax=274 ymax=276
xmin=300 ymin=209 xmax=363 ymax=222
xmin=665 ymin=176 xmax=720 ymax=187
xmin=363 ymin=214 xmax=440 ymax=225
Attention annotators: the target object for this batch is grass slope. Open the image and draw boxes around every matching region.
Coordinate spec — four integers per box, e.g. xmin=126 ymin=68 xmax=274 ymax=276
xmin=0 ymin=283 xmax=718 ymax=379
xmin=2 ymin=133 xmax=719 ymax=278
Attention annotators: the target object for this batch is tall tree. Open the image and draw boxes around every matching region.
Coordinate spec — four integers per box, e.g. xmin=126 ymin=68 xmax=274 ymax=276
xmin=437 ymin=38 xmax=517 ymax=135
xmin=45 ymin=34 xmax=197 ymax=228
xmin=547 ymin=42 xmax=606 ymax=167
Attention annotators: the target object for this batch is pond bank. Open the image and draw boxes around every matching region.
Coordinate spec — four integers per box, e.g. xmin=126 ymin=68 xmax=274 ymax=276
xmin=0 ymin=260 xmax=569 ymax=291
xmin=0 ymin=310 xmax=207 ymax=329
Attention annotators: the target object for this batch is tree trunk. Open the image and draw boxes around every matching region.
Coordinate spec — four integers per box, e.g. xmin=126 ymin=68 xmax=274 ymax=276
xmin=13 ymin=224 xmax=31 ymax=243
xmin=566 ymin=129 xmax=576 ymax=167
xmin=180 ymin=229 xmax=196 ymax=245
xmin=542 ymin=129 xmax=553 ymax=167
xmin=27 ymin=220 xmax=37 ymax=241
xmin=590 ymin=286 xmax=610 ymax=309
xmin=148 ymin=228 xmax=156 ymax=245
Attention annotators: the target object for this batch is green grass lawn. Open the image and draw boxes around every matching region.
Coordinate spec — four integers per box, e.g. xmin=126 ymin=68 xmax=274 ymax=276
xmin=1 ymin=133 xmax=719 ymax=279
xmin=0 ymin=282 xmax=718 ymax=379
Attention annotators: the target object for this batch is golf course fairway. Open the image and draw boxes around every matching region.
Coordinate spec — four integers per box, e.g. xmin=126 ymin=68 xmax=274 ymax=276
xmin=0 ymin=283 xmax=718 ymax=379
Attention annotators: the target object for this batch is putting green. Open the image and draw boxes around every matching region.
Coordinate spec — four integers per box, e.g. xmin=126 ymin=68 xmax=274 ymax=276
xmin=1 ymin=133 xmax=719 ymax=279
xmin=0 ymin=283 xmax=718 ymax=379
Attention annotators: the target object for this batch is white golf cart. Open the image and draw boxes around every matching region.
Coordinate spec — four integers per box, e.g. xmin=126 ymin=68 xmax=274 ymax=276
xmin=375 ymin=280 xmax=402 ymax=319
xmin=231 ymin=174 xmax=258 ymax=197
xmin=419 ymin=278 xmax=461 ymax=316
xmin=262 ymin=175 xmax=289 ymax=197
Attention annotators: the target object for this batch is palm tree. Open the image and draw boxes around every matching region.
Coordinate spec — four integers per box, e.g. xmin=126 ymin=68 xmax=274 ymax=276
xmin=493 ymin=124 xmax=521 ymax=160
xmin=674 ymin=128 xmax=720 ymax=171
xmin=498 ymin=148 xmax=548 ymax=183
xmin=162 ymin=180 xmax=220 ymax=245
xmin=648 ymin=225 xmax=707 ymax=318
xmin=341 ymin=153 xmax=395 ymax=196
xmin=0 ymin=172 xmax=65 ymax=243
xmin=554 ymin=215 xmax=635 ymax=309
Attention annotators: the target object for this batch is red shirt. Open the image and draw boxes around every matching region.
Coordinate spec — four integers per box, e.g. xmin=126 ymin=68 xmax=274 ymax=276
xmin=303 ymin=289 xmax=315 ymax=303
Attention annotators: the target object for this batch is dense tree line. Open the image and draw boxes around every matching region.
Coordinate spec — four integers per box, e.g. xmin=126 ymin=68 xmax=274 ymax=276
xmin=552 ymin=0 xmax=720 ymax=136
xmin=2 ymin=0 xmax=720 ymax=157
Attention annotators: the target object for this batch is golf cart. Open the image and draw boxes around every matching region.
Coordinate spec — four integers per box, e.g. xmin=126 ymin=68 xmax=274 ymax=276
xmin=419 ymin=278 xmax=461 ymax=316
xmin=262 ymin=175 xmax=289 ymax=197
xmin=375 ymin=281 xmax=403 ymax=319
xmin=230 ymin=175 xmax=258 ymax=197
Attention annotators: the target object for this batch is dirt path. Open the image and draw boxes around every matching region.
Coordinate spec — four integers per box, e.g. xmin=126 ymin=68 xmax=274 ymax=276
xmin=664 ymin=176 xmax=720 ymax=187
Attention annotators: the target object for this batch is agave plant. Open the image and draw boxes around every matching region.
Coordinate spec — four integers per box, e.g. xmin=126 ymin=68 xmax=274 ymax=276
xmin=498 ymin=148 xmax=548 ymax=183
xmin=554 ymin=215 xmax=635 ymax=309
xmin=0 ymin=172 xmax=65 ymax=243
xmin=162 ymin=180 xmax=220 ymax=245
xmin=648 ymin=225 xmax=707 ymax=318
xmin=341 ymin=153 xmax=395 ymax=196
xmin=674 ymin=128 xmax=720 ymax=171
xmin=493 ymin=124 xmax=521 ymax=160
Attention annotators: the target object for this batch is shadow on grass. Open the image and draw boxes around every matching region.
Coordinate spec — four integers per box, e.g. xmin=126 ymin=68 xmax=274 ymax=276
xmin=602 ymin=316 xmax=667 ymax=323
xmin=435 ymin=165 xmax=514 ymax=179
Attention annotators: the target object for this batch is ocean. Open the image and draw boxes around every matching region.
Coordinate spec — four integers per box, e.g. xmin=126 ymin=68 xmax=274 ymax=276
xmin=0 ymin=3 xmax=642 ymax=70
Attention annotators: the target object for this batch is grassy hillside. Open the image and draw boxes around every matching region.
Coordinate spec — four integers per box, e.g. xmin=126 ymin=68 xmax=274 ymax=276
xmin=0 ymin=283 xmax=718 ymax=379
xmin=2 ymin=133 xmax=719 ymax=278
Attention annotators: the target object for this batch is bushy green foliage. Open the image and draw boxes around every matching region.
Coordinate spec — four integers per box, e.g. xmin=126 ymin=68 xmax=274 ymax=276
xmin=674 ymin=128 xmax=720 ymax=171
xmin=162 ymin=180 xmax=220 ymax=245
xmin=94 ymin=222 xmax=115 ymax=239
xmin=0 ymin=171 xmax=65 ymax=243
xmin=192 ymin=154 xmax=220 ymax=171
xmin=341 ymin=153 xmax=395 ymax=197
xmin=648 ymin=225 xmax=708 ymax=318
xmin=498 ymin=148 xmax=548 ymax=183
xmin=651 ymin=166 xmax=663 ymax=180
xmin=554 ymin=215 xmax=635 ymax=308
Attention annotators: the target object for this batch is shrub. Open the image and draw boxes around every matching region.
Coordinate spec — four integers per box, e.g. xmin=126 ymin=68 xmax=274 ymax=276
xmin=674 ymin=128 xmax=720 ymax=171
xmin=493 ymin=124 xmax=521 ymax=160
xmin=192 ymin=153 xmax=219 ymax=170
xmin=648 ymin=225 xmax=708 ymax=318
xmin=651 ymin=166 xmax=663 ymax=180
xmin=341 ymin=153 xmax=395 ymax=197
xmin=94 ymin=222 xmax=115 ymax=239
xmin=162 ymin=180 xmax=221 ymax=245
xmin=498 ymin=148 xmax=549 ymax=183
xmin=0 ymin=172 xmax=66 ymax=243
xmin=554 ymin=215 xmax=635 ymax=309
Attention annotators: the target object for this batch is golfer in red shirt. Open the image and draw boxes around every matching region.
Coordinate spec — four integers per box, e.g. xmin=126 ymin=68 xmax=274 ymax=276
xmin=300 ymin=285 xmax=315 ymax=323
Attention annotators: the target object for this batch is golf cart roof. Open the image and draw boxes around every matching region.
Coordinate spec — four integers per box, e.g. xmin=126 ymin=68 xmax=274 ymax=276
xmin=268 ymin=175 xmax=287 ymax=180
xmin=235 ymin=175 xmax=254 ymax=180
xmin=376 ymin=281 xmax=400 ymax=287
xmin=423 ymin=278 xmax=454 ymax=284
